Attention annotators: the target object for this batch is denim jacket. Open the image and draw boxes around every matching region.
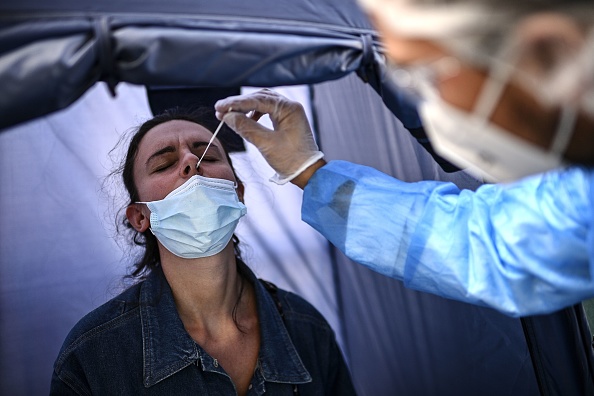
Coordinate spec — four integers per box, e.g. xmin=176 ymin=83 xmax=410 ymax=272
xmin=50 ymin=263 xmax=356 ymax=395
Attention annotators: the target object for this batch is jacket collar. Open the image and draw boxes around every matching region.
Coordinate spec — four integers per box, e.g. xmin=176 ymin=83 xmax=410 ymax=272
xmin=139 ymin=269 xmax=198 ymax=387
xmin=249 ymin=268 xmax=312 ymax=384
xmin=139 ymin=263 xmax=311 ymax=387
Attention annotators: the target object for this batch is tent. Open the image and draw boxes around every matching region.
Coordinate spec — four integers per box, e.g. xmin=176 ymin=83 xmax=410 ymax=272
xmin=1 ymin=0 xmax=593 ymax=394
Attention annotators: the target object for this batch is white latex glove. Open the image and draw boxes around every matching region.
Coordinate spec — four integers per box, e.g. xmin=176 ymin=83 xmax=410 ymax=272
xmin=215 ymin=89 xmax=324 ymax=184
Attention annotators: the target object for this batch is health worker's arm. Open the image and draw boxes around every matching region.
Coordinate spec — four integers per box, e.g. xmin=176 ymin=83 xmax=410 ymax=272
xmin=302 ymin=160 xmax=594 ymax=317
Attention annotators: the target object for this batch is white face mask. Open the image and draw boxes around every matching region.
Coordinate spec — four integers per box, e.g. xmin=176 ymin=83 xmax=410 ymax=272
xmin=419 ymin=99 xmax=573 ymax=182
xmin=419 ymin=52 xmax=577 ymax=182
xmin=138 ymin=175 xmax=247 ymax=259
xmin=392 ymin=51 xmax=576 ymax=182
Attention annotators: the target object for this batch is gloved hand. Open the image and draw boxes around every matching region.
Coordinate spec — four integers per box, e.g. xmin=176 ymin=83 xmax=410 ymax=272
xmin=215 ymin=89 xmax=324 ymax=184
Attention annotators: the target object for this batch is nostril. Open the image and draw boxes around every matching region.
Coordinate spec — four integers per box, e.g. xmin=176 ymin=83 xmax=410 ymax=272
xmin=184 ymin=165 xmax=191 ymax=174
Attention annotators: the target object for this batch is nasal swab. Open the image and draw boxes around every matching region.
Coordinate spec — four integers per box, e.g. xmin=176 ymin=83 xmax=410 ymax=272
xmin=196 ymin=108 xmax=232 ymax=171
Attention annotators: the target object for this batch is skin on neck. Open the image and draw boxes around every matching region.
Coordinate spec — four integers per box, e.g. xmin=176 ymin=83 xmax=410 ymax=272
xmin=159 ymin=241 xmax=260 ymax=396
xmin=159 ymin=242 xmax=247 ymax=336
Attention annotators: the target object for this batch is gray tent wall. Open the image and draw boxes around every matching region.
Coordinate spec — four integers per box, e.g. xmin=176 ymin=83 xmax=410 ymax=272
xmin=1 ymin=0 xmax=593 ymax=394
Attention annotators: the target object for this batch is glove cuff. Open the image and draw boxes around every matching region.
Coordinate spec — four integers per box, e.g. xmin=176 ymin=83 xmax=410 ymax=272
xmin=269 ymin=151 xmax=325 ymax=185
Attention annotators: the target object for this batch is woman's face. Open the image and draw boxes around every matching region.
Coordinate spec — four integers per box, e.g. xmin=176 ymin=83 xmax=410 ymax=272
xmin=132 ymin=120 xmax=237 ymax=202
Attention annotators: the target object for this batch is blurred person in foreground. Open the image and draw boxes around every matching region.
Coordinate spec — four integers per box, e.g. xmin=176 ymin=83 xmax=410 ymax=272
xmin=214 ymin=0 xmax=594 ymax=317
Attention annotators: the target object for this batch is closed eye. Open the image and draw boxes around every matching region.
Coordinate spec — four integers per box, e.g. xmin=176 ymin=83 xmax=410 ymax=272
xmin=146 ymin=145 xmax=176 ymax=172
xmin=194 ymin=142 xmax=222 ymax=161
xmin=155 ymin=165 xmax=170 ymax=172
xmin=153 ymin=160 xmax=176 ymax=172
xmin=200 ymin=155 xmax=219 ymax=162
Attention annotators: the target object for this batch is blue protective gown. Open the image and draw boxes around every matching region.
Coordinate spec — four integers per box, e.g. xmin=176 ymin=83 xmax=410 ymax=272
xmin=302 ymin=160 xmax=594 ymax=317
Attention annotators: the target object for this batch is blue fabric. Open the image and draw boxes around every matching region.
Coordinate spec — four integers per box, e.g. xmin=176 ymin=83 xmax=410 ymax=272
xmin=50 ymin=263 xmax=355 ymax=395
xmin=302 ymin=160 xmax=594 ymax=317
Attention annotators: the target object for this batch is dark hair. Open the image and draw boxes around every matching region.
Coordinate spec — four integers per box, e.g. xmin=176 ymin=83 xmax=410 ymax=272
xmin=118 ymin=106 xmax=244 ymax=279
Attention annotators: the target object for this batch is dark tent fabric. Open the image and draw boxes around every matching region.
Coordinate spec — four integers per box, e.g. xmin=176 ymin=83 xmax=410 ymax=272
xmin=1 ymin=1 xmax=593 ymax=395
xmin=2 ymin=0 xmax=458 ymax=170
xmin=521 ymin=306 xmax=594 ymax=395
xmin=0 ymin=0 xmax=375 ymax=129
xmin=146 ymin=86 xmax=246 ymax=152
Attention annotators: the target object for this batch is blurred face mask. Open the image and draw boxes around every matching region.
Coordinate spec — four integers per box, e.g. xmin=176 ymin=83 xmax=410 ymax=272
xmin=389 ymin=52 xmax=577 ymax=182
xmin=419 ymin=98 xmax=575 ymax=182
xmin=371 ymin=0 xmax=594 ymax=181
xmin=138 ymin=175 xmax=247 ymax=259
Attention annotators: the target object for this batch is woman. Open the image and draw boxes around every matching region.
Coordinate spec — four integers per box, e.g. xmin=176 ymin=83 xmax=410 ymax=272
xmin=50 ymin=108 xmax=356 ymax=395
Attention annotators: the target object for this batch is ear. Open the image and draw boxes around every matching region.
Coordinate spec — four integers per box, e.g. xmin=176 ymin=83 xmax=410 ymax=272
xmin=236 ymin=180 xmax=245 ymax=203
xmin=513 ymin=12 xmax=584 ymax=77
xmin=126 ymin=203 xmax=151 ymax=233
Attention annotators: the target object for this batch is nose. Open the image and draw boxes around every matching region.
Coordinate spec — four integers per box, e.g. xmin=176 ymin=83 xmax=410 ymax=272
xmin=180 ymin=153 xmax=201 ymax=178
xmin=195 ymin=162 xmax=204 ymax=176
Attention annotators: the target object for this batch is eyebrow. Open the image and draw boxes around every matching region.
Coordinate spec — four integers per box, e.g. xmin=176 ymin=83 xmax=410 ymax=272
xmin=145 ymin=141 xmax=221 ymax=167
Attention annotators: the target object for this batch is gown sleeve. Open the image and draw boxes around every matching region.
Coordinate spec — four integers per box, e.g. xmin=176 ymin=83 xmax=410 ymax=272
xmin=302 ymin=160 xmax=594 ymax=317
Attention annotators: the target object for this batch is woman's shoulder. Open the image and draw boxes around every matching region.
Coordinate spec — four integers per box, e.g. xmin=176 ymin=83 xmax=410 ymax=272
xmin=55 ymin=282 xmax=144 ymax=361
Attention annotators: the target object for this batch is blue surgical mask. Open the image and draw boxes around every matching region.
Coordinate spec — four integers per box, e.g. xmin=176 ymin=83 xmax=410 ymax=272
xmin=138 ymin=175 xmax=247 ymax=259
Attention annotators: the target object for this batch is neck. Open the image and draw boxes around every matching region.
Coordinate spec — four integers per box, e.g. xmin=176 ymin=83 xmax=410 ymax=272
xmin=159 ymin=243 xmax=246 ymax=332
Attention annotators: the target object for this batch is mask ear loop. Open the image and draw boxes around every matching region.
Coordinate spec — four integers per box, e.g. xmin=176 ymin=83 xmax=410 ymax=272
xmin=544 ymin=29 xmax=592 ymax=157
xmin=549 ymin=105 xmax=576 ymax=156
xmin=475 ymin=55 xmax=576 ymax=160
xmin=196 ymin=107 xmax=232 ymax=171
xmin=473 ymin=36 xmax=577 ymax=158
xmin=471 ymin=55 xmax=518 ymax=125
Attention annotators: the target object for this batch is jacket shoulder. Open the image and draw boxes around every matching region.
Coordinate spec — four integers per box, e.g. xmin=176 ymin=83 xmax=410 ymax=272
xmin=54 ymin=283 xmax=142 ymax=367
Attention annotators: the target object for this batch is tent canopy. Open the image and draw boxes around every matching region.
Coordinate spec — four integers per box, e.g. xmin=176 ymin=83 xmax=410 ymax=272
xmin=0 ymin=0 xmax=386 ymax=130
